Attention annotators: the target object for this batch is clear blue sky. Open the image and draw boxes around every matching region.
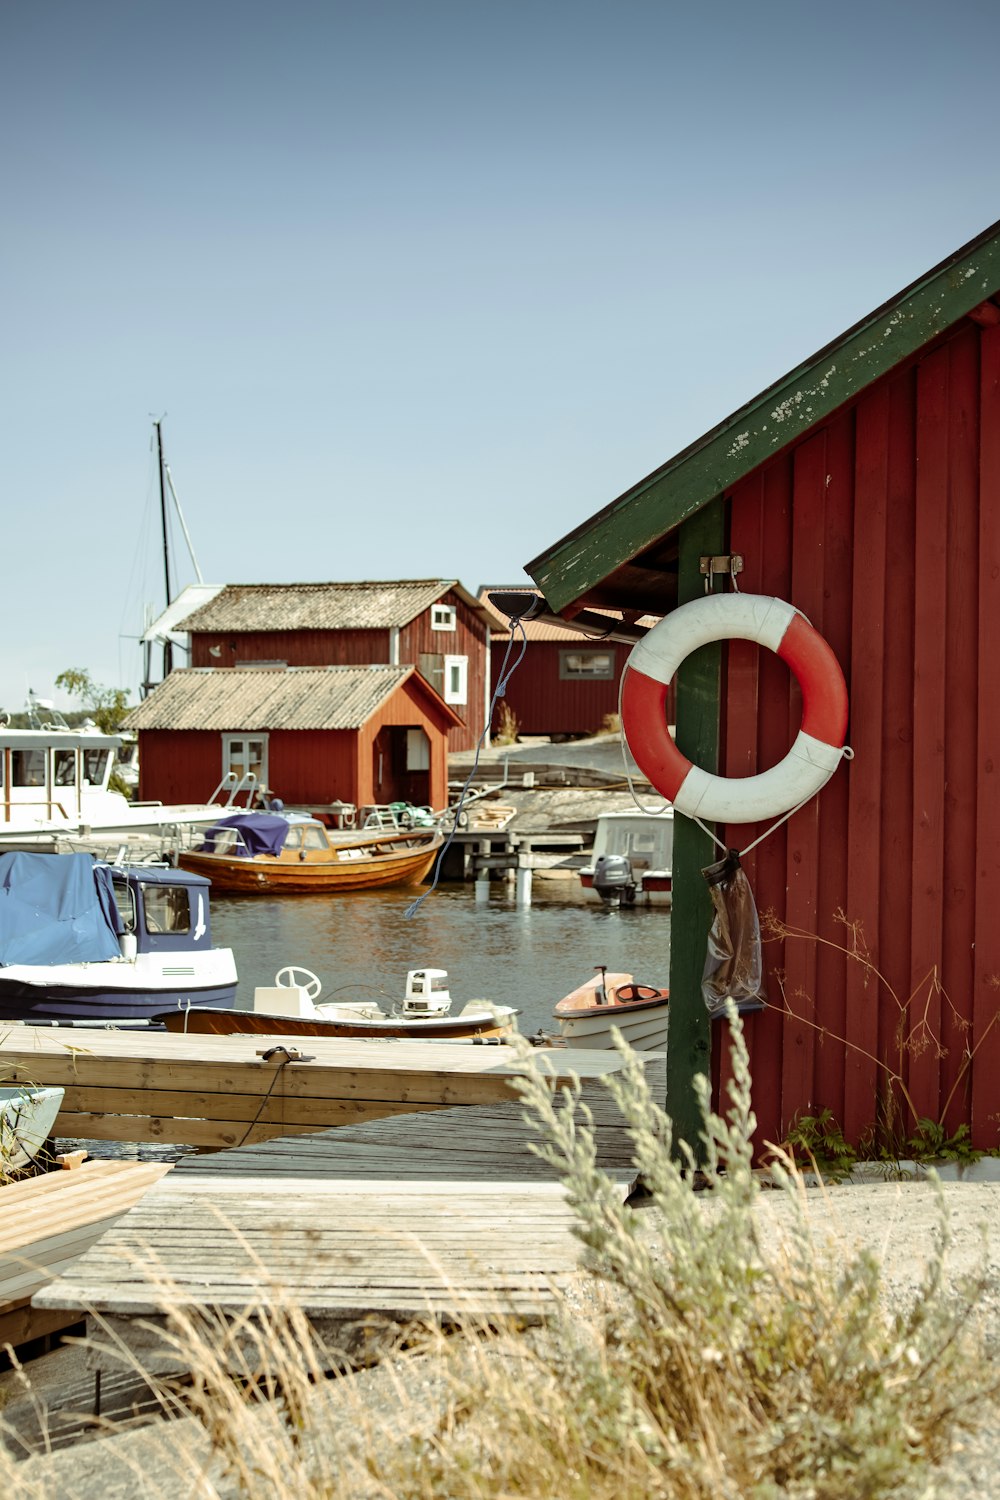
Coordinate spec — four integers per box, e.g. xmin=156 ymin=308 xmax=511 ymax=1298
xmin=3 ymin=0 xmax=999 ymax=713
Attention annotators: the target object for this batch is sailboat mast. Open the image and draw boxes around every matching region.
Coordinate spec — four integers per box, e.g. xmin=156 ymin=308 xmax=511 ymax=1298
xmin=154 ymin=419 xmax=174 ymax=676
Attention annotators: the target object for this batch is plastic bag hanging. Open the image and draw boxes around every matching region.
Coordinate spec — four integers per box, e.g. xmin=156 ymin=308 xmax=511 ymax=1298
xmin=700 ymin=850 xmax=766 ymax=1018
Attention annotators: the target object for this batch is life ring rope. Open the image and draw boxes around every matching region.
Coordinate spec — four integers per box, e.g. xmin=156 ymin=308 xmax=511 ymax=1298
xmin=621 ymin=592 xmax=850 ymax=828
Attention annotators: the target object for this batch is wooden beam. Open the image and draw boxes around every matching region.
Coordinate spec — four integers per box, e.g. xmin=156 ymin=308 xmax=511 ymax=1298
xmin=665 ymin=499 xmax=724 ymax=1160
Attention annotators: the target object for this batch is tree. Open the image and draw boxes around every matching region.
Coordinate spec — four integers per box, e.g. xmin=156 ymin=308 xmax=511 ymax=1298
xmin=55 ymin=670 xmax=131 ymax=735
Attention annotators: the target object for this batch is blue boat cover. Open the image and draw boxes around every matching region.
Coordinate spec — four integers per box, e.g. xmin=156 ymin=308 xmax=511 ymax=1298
xmin=199 ymin=813 xmax=289 ymax=858
xmin=0 ymin=852 xmax=122 ymax=967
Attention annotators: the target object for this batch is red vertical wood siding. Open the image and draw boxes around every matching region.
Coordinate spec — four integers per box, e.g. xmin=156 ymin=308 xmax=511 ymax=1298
xmin=398 ymin=590 xmax=490 ymax=754
xmin=725 ymin=318 xmax=1000 ymax=1152
xmin=191 ymin=630 xmax=390 ymax=668
xmin=493 ymin=639 xmax=676 ymax=737
xmin=973 ymin=325 xmax=1000 ymax=1142
xmin=137 ymin=685 xmax=451 ymax=813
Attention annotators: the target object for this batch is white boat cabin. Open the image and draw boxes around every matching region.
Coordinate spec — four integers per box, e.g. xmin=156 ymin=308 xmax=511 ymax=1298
xmin=579 ymin=809 xmax=674 ymax=906
xmin=0 ymin=728 xmax=125 ymax=839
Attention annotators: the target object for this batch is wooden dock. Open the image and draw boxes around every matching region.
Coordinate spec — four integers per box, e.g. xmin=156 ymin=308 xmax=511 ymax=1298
xmin=0 ymin=1026 xmax=653 ymax=1151
xmin=32 ymin=1070 xmax=662 ymax=1370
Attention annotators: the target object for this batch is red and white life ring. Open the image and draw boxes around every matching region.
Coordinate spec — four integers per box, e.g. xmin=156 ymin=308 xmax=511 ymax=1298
xmin=621 ymin=594 xmax=849 ymax=825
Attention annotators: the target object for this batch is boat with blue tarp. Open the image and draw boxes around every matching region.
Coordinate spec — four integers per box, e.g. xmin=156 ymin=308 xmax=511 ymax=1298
xmin=0 ymin=851 xmax=238 ymax=1023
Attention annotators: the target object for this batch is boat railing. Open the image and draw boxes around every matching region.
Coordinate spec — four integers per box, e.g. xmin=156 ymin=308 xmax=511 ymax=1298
xmin=0 ymin=796 xmax=72 ymax=823
xmin=208 ymin=772 xmax=260 ymax=809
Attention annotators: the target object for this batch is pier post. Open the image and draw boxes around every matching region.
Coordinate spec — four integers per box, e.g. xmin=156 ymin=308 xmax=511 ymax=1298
xmin=666 ymin=499 xmax=723 ymax=1165
xmin=515 ymin=865 xmax=532 ymax=906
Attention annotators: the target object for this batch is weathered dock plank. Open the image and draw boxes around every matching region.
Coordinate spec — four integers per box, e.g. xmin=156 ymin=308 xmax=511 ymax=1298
xmin=0 ymin=1027 xmax=636 ymax=1149
xmin=173 ymin=1084 xmax=658 ymax=1181
xmin=33 ymin=1176 xmax=591 ymax=1358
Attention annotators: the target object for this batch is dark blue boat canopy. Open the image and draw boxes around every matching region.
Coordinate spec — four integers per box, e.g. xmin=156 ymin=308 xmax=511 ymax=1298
xmin=0 ymin=852 xmax=122 ymax=967
xmin=199 ymin=813 xmax=290 ymax=858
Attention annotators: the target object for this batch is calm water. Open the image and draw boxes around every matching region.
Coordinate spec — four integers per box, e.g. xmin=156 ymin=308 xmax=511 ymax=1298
xmin=209 ymin=878 xmax=671 ymax=1038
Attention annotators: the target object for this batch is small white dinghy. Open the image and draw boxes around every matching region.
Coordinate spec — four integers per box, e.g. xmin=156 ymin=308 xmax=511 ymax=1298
xmin=552 ymin=966 xmax=669 ymax=1051
xmin=0 ymin=1085 xmax=64 ymax=1174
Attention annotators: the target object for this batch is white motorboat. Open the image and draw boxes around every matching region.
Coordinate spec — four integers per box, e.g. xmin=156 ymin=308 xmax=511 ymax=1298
xmin=0 ymin=851 xmax=238 ymax=1023
xmin=0 ymin=723 xmax=247 ymax=844
xmin=579 ymin=809 xmax=674 ymax=907
xmin=161 ymin=966 xmax=520 ymax=1040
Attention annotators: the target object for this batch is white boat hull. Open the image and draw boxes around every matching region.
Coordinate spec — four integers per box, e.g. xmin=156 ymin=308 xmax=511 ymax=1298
xmin=0 ymin=1085 xmax=65 ymax=1172
xmin=556 ymin=1004 xmax=669 ymax=1051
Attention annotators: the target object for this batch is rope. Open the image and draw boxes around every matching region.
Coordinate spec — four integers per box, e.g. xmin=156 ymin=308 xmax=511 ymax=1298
xmin=693 ymin=744 xmax=854 ymax=856
xmin=404 ymin=610 xmax=533 ymax=918
xmin=234 ymin=1046 xmax=310 ymax=1149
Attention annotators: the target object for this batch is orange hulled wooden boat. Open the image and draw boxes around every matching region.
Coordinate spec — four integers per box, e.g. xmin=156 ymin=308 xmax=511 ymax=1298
xmin=175 ymin=812 xmax=443 ymax=895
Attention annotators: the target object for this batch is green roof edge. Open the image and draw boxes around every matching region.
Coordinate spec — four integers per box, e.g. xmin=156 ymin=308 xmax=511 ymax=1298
xmin=527 ymin=218 xmax=1000 ymax=613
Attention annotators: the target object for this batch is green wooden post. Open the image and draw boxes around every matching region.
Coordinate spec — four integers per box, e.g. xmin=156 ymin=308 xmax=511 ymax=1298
xmin=666 ymin=498 xmax=725 ymax=1159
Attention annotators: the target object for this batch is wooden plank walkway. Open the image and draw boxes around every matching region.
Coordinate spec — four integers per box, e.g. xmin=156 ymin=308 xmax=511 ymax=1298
xmin=33 ymin=1064 xmax=663 ymax=1366
xmin=0 ymin=1027 xmax=638 ymax=1150
xmin=173 ymin=1080 xmax=661 ymax=1182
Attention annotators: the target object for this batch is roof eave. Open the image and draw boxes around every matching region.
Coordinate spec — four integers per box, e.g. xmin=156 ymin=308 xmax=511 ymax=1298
xmin=526 ymin=218 xmax=1000 ymax=614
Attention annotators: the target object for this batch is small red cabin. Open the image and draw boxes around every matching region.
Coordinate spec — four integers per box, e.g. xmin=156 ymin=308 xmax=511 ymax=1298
xmin=124 ymin=664 xmax=461 ymax=814
xmin=527 ymin=217 xmax=1000 ymax=1158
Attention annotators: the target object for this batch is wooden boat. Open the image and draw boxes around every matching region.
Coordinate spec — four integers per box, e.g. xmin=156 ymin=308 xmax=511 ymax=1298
xmin=553 ymin=967 xmax=669 ymax=1050
xmin=175 ymin=812 xmax=443 ymax=893
xmin=161 ymin=966 xmax=519 ymax=1040
xmin=1 ymin=1085 xmax=65 ymax=1174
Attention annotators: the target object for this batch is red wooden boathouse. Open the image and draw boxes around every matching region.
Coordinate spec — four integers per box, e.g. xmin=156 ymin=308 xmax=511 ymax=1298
xmin=174 ymin=580 xmax=501 ymax=754
xmin=124 ymin=664 xmax=461 ymax=814
xmin=526 ymin=218 xmax=1000 ymax=1156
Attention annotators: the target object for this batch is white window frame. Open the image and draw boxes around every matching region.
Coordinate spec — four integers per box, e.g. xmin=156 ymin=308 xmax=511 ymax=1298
xmin=443 ymin=655 xmax=468 ymax=706
xmin=431 ymin=604 xmax=457 ymax=632
xmin=559 ymin=648 xmax=616 ymax=681
xmin=222 ymin=733 xmax=269 ymax=788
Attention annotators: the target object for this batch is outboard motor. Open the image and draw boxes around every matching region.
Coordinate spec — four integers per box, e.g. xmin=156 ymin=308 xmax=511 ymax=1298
xmin=592 ymin=854 xmax=637 ymax=907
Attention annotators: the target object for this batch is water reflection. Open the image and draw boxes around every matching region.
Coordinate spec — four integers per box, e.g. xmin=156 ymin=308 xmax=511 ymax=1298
xmin=210 ymin=880 xmax=672 ymax=1038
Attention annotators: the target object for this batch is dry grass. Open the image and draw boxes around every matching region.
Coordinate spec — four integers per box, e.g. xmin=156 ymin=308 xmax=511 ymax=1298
xmin=2 ymin=1015 xmax=998 ymax=1497
xmin=492 ymin=701 xmax=520 ymax=745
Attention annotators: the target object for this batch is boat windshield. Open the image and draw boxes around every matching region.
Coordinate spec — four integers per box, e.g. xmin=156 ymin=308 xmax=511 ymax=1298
xmin=140 ymin=883 xmax=191 ymax=934
xmin=11 ymin=750 xmax=46 ymax=787
xmin=83 ymin=748 xmax=111 ymax=786
xmin=283 ymin=824 xmax=330 ymax=851
xmin=54 ymin=750 xmax=76 ymax=786
xmin=111 ymin=875 xmax=136 ymax=932
xmin=598 ymin=819 xmax=673 ymax=872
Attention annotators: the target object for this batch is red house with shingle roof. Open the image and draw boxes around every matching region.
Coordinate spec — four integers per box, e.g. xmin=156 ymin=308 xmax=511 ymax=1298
xmin=174 ymin=580 xmax=503 ymax=754
xmin=124 ymin=664 xmax=462 ymax=814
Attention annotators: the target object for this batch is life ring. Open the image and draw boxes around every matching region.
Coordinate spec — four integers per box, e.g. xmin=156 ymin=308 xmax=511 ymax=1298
xmin=621 ymin=593 xmax=849 ymax=824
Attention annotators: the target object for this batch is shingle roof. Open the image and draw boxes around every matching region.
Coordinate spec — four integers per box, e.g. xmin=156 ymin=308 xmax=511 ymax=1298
xmin=175 ymin=580 xmax=499 ymax=633
xmin=123 ymin=666 xmax=427 ymax=731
